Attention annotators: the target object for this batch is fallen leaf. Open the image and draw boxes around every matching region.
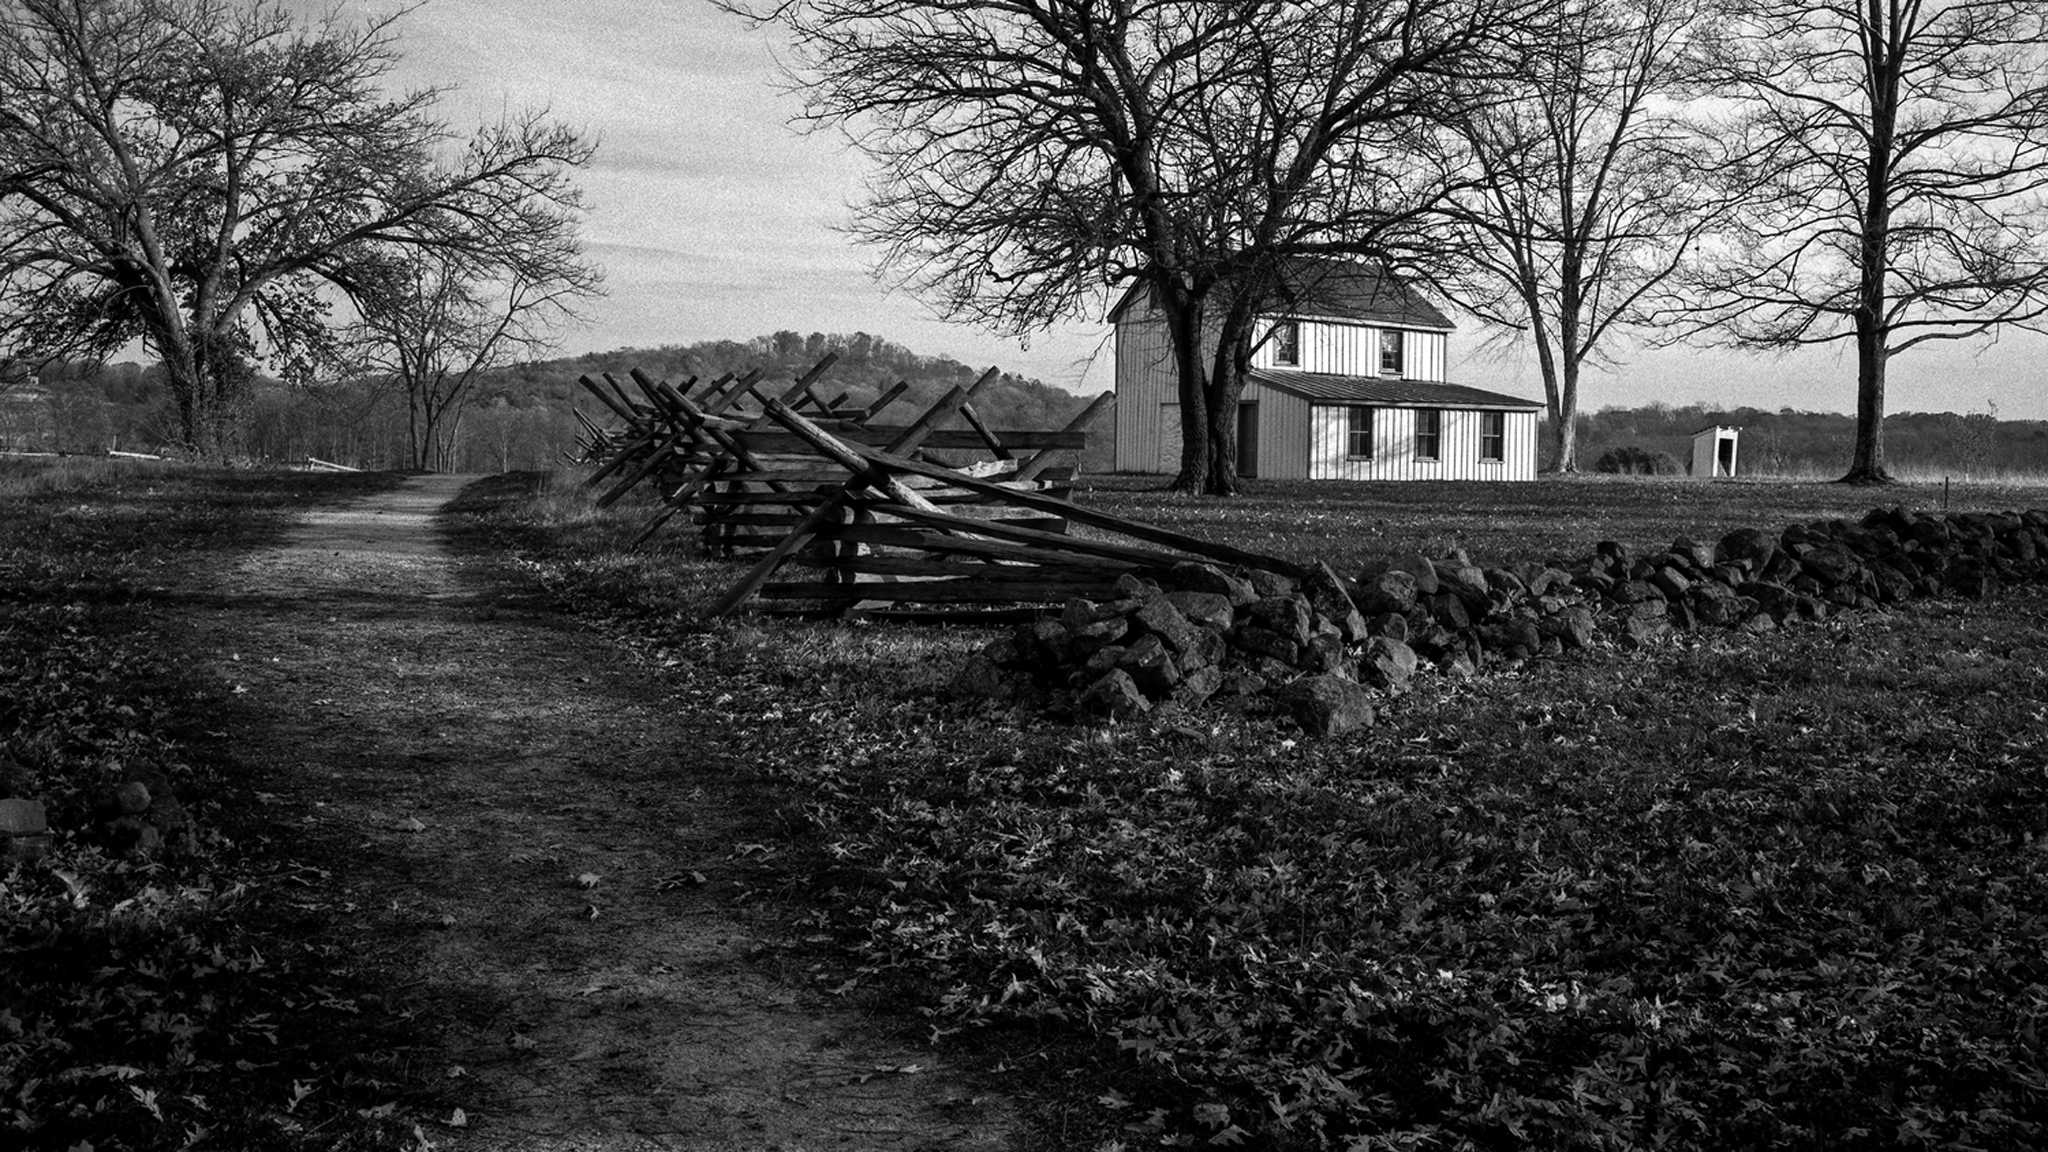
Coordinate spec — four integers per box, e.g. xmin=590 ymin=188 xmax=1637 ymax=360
xmin=584 ymin=904 xmax=601 ymax=920
xmin=445 ymin=1065 xmax=467 ymax=1079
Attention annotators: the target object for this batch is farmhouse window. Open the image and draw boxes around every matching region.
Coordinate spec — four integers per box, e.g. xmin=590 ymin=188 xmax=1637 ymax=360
xmin=1273 ymin=320 xmax=1300 ymax=366
xmin=1380 ymin=329 xmax=1404 ymax=375
xmin=1480 ymin=411 xmax=1506 ymax=462
xmin=1414 ymin=408 xmax=1442 ymax=460
xmin=1346 ymin=405 xmax=1373 ymax=458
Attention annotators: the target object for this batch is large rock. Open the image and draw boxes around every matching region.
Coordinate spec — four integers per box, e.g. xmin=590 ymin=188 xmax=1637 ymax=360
xmin=1234 ymin=625 xmax=1302 ymax=665
xmin=1112 ymin=573 xmax=1164 ymax=602
xmin=1079 ymin=670 xmax=1149 ymax=719
xmin=1541 ymin=605 xmax=1597 ymax=649
xmin=1718 ymin=527 xmax=1772 ymax=568
xmin=1133 ymin=596 xmax=1201 ymax=654
xmin=1358 ymin=570 xmax=1420 ymax=615
xmin=1246 ymin=594 xmax=1314 ymax=648
xmin=1167 ymin=665 xmax=1225 ymax=710
xmin=1118 ymin=634 xmax=1183 ymax=697
xmin=1360 ymin=636 xmax=1419 ymax=693
xmin=1170 ymin=562 xmax=1257 ymax=606
xmin=1800 ymin=547 xmax=1864 ymax=586
xmin=1163 ymin=590 xmax=1236 ymax=630
xmin=1437 ymin=567 xmax=1494 ymax=619
xmin=1246 ymin=569 xmax=1298 ymax=599
xmin=1386 ymin=553 xmax=1440 ymax=595
xmin=1672 ymin=537 xmax=1716 ymax=570
xmin=1299 ymin=633 xmax=1350 ymax=677
xmin=1301 ymin=561 xmax=1369 ymax=642
xmin=1425 ymin=590 xmax=1471 ymax=631
xmin=1649 ymin=566 xmax=1692 ymax=601
xmin=1279 ymin=674 xmax=1376 ymax=737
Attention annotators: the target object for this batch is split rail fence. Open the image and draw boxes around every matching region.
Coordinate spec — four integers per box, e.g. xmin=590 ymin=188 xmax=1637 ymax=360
xmin=576 ymin=355 xmax=1301 ymax=621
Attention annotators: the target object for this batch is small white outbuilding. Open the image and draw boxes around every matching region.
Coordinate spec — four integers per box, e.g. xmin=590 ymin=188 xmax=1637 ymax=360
xmin=1691 ymin=426 xmax=1740 ymax=478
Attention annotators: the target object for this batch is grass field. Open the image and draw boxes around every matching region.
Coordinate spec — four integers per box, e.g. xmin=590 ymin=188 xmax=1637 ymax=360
xmin=1072 ymin=472 xmax=2048 ymax=573
xmin=458 ymin=469 xmax=2048 ymax=1151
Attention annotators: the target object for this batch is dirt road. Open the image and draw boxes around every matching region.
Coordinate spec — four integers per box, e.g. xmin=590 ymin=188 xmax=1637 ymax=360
xmin=184 ymin=474 xmax=1019 ymax=1151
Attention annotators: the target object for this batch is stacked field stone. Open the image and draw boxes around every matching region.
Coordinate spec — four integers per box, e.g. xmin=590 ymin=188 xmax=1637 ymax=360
xmin=959 ymin=505 xmax=2048 ymax=735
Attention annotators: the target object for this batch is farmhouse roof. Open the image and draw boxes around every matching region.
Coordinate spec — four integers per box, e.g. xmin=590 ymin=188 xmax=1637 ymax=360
xmin=1249 ymin=369 xmax=1542 ymax=411
xmin=1107 ymin=258 xmax=1456 ymax=331
xmin=1259 ymin=257 xmax=1456 ymax=331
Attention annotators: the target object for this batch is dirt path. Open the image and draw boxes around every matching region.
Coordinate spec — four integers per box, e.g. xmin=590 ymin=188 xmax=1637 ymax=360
xmin=182 ymin=475 xmax=1020 ymax=1151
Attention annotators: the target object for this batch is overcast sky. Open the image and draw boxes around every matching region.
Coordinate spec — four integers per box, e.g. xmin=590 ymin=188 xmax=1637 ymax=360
xmin=354 ymin=0 xmax=2048 ymax=420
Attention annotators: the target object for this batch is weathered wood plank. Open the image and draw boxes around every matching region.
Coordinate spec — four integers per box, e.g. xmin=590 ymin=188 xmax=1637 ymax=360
xmin=863 ymin=380 xmax=911 ymax=421
xmin=846 ymin=504 xmax=1184 ymax=570
xmin=730 ymin=429 xmax=1088 ymax=453
xmin=756 ymin=578 xmax=1118 ymax=603
xmin=791 ymin=554 xmax=1129 ymax=580
xmin=1016 ymin=392 xmax=1113 ymax=481
xmin=840 ymin=441 xmax=1306 ymax=577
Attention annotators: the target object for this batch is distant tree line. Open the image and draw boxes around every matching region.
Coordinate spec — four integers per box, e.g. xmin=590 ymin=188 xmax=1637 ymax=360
xmin=1564 ymin=403 xmax=2047 ymax=480
xmin=0 ymin=332 xmax=1104 ymax=472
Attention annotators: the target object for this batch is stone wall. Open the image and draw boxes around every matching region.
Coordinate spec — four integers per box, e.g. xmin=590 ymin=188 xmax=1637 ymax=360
xmin=958 ymin=506 xmax=2048 ymax=735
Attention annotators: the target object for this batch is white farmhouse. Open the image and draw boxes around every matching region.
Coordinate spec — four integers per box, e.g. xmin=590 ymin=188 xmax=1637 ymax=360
xmin=1113 ymin=258 xmax=1542 ymax=480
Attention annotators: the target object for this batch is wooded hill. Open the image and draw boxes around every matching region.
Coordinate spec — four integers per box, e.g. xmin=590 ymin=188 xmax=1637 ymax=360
xmin=2 ymin=333 xmax=1102 ymax=473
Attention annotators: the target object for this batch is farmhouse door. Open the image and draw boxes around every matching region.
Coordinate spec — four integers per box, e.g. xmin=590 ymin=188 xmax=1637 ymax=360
xmin=1236 ymin=402 xmax=1259 ymax=478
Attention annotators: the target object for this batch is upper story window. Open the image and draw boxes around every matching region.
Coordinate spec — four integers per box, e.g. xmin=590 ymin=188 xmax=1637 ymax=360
xmin=1481 ymin=411 xmax=1506 ymax=462
xmin=1380 ymin=328 xmax=1404 ymax=375
xmin=1346 ymin=405 xmax=1373 ymax=459
xmin=1414 ymin=408 xmax=1442 ymax=460
xmin=1272 ymin=319 xmax=1300 ymax=366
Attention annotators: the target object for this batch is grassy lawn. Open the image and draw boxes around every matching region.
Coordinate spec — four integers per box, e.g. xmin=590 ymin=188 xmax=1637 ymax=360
xmin=1072 ymin=472 xmax=2047 ymax=572
xmin=457 ymin=469 xmax=2048 ymax=1151
xmin=0 ymin=459 xmax=438 ymax=1152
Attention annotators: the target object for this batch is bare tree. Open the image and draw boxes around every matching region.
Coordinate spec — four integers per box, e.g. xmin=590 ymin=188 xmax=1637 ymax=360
xmin=1689 ymin=0 xmax=2048 ymax=483
xmin=0 ymin=0 xmax=595 ymax=461
xmin=1435 ymin=0 xmax=1717 ymax=473
xmin=349 ymin=235 xmax=600 ymax=472
xmin=725 ymin=0 xmax=1548 ymax=494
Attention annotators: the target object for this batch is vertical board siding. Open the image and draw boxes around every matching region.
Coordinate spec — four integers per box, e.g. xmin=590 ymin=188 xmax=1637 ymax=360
xmin=1157 ymin=402 xmax=1181 ymax=474
xmin=1117 ymin=293 xmax=1221 ymax=472
xmin=1244 ymin=381 xmax=1311 ymax=480
xmin=1253 ymin=318 xmax=1376 ymax=375
xmin=1308 ymin=405 xmax=1537 ymax=481
xmin=1115 ymin=307 xmax=1177 ymax=472
xmin=1404 ymin=332 xmax=1448 ymax=382
xmin=1248 ymin=319 xmax=1449 ymax=381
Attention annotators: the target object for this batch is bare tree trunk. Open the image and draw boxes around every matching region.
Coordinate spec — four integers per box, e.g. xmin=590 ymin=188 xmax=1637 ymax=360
xmin=1162 ymin=290 xmax=1212 ymax=493
xmin=1553 ymin=356 xmax=1582 ymax=473
xmin=1200 ymin=309 xmax=1258 ymax=496
xmin=165 ymin=330 xmax=251 ymax=461
xmin=1844 ymin=317 xmax=1891 ymax=483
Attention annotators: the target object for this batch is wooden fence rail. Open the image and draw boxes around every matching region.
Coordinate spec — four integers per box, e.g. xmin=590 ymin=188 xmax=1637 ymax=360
xmin=577 ymin=354 xmax=1293 ymax=621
